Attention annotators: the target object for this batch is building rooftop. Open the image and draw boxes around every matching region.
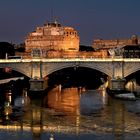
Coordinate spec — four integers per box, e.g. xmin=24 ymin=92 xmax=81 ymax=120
xmin=44 ymin=21 xmax=61 ymax=27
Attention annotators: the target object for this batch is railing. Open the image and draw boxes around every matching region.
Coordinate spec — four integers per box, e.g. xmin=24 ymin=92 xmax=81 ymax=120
xmin=9 ymin=51 xmax=140 ymax=60
xmin=0 ymin=58 xmax=140 ymax=63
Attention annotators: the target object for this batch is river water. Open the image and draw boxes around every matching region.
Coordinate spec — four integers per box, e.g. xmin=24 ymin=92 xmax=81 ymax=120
xmin=0 ymin=85 xmax=140 ymax=140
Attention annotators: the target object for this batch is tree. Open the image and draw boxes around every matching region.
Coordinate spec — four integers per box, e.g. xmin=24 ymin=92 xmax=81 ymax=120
xmin=0 ymin=42 xmax=15 ymax=59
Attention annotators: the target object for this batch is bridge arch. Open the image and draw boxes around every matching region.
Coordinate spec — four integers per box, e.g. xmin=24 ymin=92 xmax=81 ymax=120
xmin=0 ymin=66 xmax=31 ymax=78
xmin=42 ymin=62 xmax=112 ymax=78
xmin=125 ymin=68 xmax=140 ymax=78
xmin=45 ymin=66 xmax=108 ymax=89
xmin=124 ymin=63 xmax=140 ymax=78
xmin=0 ymin=61 xmax=32 ymax=78
xmin=78 ymin=63 xmax=112 ymax=77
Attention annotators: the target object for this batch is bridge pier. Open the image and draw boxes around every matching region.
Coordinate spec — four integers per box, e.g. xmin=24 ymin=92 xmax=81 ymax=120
xmin=30 ymin=60 xmax=48 ymax=91
xmin=110 ymin=78 xmax=126 ymax=91
xmin=110 ymin=60 xmax=126 ymax=91
xmin=29 ymin=78 xmax=48 ymax=91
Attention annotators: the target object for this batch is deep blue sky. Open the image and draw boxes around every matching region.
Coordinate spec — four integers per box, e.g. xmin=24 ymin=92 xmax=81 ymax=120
xmin=0 ymin=0 xmax=140 ymax=45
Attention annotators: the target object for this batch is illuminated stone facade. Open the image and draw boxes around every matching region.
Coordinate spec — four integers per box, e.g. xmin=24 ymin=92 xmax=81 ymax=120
xmin=92 ymin=35 xmax=139 ymax=50
xmin=25 ymin=22 xmax=79 ymax=53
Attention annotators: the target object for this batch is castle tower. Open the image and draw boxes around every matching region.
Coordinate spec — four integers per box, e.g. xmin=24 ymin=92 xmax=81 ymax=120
xmin=25 ymin=21 xmax=79 ymax=54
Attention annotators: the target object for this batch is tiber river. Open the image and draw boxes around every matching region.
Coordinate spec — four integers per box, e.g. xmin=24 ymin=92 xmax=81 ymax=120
xmin=0 ymin=84 xmax=140 ymax=140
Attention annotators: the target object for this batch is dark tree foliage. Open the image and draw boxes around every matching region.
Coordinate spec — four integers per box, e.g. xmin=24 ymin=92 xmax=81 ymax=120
xmin=15 ymin=43 xmax=25 ymax=52
xmin=0 ymin=42 xmax=15 ymax=58
xmin=16 ymin=47 xmax=25 ymax=52
xmin=79 ymin=45 xmax=94 ymax=52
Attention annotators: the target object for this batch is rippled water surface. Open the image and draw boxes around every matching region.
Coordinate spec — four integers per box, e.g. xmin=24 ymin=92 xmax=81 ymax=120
xmin=0 ymin=86 xmax=140 ymax=140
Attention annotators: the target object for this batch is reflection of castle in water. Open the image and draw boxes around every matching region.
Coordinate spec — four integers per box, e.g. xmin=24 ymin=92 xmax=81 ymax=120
xmin=110 ymin=99 xmax=125 ymax=139
xmin=44 ymin=87 xmax=82 ymax=115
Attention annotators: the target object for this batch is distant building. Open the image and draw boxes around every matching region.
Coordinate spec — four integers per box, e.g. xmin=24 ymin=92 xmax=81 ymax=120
xmin=25 ymin=21 xmax=79 ymax=53
xmin=92 ymin=35 xmax=139 ymax=50
xmin=92 ymin=35 xmax=140 ymax=58
xmin=123 ymin=44 xmax=140 ymax=58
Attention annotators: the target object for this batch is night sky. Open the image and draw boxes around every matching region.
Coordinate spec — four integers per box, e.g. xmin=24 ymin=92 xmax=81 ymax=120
xmin=0 ymin=0 xmax=140 ymax=45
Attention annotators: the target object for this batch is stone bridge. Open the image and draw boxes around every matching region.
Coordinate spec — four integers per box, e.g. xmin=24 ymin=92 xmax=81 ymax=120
xmin=0 ymin=58 xmax=140 ymax=91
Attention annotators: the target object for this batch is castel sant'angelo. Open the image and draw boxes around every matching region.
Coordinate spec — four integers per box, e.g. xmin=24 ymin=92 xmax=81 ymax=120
xmin=25 ymin=21 xmax=79 ymax=53
xmin=24 ymin=20 xmax=140 ymax=58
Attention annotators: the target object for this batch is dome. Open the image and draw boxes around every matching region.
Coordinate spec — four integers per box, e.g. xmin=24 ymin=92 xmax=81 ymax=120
xmin=131 ymin=34 xmax=138 ymax=44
